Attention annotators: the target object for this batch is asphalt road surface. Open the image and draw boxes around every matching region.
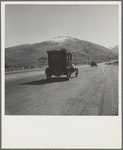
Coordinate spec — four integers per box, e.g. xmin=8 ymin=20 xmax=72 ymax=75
xmin=5 ymin=63 xmax=118 ymax=115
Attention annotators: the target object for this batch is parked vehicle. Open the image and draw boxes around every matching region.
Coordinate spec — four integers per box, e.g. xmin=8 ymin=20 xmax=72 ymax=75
xmin=91 ymin=61 xmax=98 ymax=67
xmin=45 ymin=49 xmax=78 ymax=80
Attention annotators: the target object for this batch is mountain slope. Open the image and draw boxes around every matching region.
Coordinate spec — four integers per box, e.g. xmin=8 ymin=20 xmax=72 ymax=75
xmin=108 ymin=45 xmax=118 ymax=60
xmin=5 ymin=36 xmax=111 ymax=67
xmin=109 ymin=45 xmax=118 ymax=54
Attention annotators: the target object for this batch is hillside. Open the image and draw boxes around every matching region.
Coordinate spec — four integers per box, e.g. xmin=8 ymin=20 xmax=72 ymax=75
xmin=109 ymin=45 xmax=118 ymax=54
xmin=108 ymin=45 xmax=118 ymax=60
xmin=5 ymin=36 xmax=112 ymax=69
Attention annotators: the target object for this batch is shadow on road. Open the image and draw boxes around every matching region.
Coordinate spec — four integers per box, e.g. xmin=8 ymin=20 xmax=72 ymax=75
xmin=20 ymin=77 xmax=69 ymax=85
xmin=71 ymin=76 xmax=76 ymax=79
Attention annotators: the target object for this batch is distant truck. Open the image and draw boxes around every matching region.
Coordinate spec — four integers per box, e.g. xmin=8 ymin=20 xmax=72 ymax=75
xmin=91 ymin=61 xmax=98 ymax=67
xmin=45 ymin=49 xmax=78 ymax=80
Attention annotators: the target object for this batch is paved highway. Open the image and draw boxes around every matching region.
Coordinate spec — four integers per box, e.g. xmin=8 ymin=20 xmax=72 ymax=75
xmin=5 ymin=63 xmax=118 ymax=115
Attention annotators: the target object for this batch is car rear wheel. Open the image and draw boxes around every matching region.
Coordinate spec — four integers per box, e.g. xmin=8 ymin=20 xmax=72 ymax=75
xmin=75 ymin=68 xmax=78 ymax=77
xmin=67 ymin=70 xmax=71 ymax=79
xmin=46 ymin=74 xmax=51 ymax=80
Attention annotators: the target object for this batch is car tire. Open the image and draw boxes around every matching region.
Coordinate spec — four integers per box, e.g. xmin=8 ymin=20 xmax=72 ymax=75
xmin=67 ymin=70 xmax=71 ymax=79
xmin=75 ymin=69 xmax=78 ymax=77
xmin=46 ymin=74 xmax=51 ymax=80
xmin=75 ymin=72 xmax=77 ymax=77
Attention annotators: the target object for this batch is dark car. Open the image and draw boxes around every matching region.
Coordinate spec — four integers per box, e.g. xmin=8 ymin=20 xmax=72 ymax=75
xmin=45 ymin=49 xmax=78 ymax=80
xmin=91 ymin=61 xmax=98 ymax=67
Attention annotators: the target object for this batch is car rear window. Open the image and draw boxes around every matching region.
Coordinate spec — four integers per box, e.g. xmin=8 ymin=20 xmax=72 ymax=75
xmin=51 ymin=54 xmax=61 ymax=60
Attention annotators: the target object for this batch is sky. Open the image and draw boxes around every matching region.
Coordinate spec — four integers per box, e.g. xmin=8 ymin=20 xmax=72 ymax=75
xmin=5 ymin=3 xmax=120 ymax=48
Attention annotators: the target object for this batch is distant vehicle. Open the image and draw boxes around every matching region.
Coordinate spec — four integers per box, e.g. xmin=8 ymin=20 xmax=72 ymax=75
xmin=45 ymin=49 xmax=78 ymax=80
xmin=91 ymin=61 xmax=98 ymax=67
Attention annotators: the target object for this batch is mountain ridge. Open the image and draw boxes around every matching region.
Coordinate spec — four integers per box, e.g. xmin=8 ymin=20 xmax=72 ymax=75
xmin=5 ymin=36 xmax=118 ymax=69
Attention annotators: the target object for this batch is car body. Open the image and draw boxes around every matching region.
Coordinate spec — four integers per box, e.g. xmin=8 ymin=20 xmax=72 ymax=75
xmin=45 ymin=49 xmax=78 ymax=79
xmin=91 ymin=61 xmax=97 ymax=67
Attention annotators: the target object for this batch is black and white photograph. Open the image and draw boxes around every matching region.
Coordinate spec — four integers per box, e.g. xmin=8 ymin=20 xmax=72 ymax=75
xmin=1 ymin=1 xmax=121 ymax=149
